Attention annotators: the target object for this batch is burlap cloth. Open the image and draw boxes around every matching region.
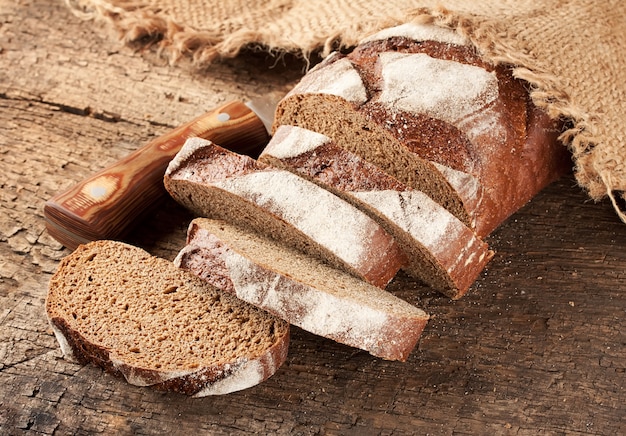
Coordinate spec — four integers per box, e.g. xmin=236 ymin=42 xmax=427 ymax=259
xmin=66 ymin=0 xmax=626 ymax=223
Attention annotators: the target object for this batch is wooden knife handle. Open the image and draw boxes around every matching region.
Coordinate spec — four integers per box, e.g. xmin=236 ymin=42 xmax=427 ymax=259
xmin=44 ymin=100 xmax=270 ymax=250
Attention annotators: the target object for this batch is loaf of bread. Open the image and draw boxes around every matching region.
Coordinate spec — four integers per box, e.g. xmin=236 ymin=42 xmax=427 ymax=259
xmin=272 ymin=22 xmax=570 ymax=237
xmin=46 ymin=240 xmax=290 ymax=396
xmin=164 ymin=137 xmax=407 ymax=289
xmin=260 ymin=125 xmax=493 ymax=299
xmin=175 ymin=218 xmax=429 ymax=361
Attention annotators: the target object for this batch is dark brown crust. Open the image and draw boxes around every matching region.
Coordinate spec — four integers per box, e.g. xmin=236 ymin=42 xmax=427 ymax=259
xmin=348 ymin=38 xmax=497 ymax=172
xmin=274 ymin=37 xmax=571 ymax=237
xmin=169 ymin=141 xmax=263 ymax=183
xmin=51 ymin=315 xmax=290 ymax=396
xmin=351 ymin=38 xmax=571 ymax=236
xmin=180 ymin=229 xmax=237 ymax=295
xmin=50 ymin=316 xmax=124 ymax=377
xmin=350 ymin=38 xmax=493 ymax=76
xmin=364 ymin=104 xmax=475 ymax=170
xmin=151 ymin=332 xmax=290 ymax=396
xmin=371 ymin=315 xmax=428 ymax=362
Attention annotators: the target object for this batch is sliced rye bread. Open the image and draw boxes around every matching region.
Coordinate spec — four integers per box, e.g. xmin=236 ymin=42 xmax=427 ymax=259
xmin=46 ymin=240 xmax=290 ymax=397
xmin=175 ymin=218 xmax=429 ymax=361
xmin=260 ymin=125 xmax=494 ymax=299
xmin=272 ymin=22 xmax=570 ymax=238
xmin=163 ymin=137 xmax=406 ymax=289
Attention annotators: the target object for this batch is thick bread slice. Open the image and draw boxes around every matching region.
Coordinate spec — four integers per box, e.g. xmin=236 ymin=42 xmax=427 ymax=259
xmin=45 ymin=240 xmax=290 ymax=397
xmin=175 ymin=218 xmax=429 ymax=362
xmin=261 ymin=125 xmax=494 ymax=299
xmin=164 ymin=137 xmax=406 ymax=289
xmin=272 ymin=23 xmax=570 ymax=237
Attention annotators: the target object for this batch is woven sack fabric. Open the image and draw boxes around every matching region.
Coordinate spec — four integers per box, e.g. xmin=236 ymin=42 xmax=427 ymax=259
xmin=65 ymin=0 xmax=626 ymax=223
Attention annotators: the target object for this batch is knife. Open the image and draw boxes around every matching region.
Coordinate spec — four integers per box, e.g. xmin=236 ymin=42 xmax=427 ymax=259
xmin=44 ymin=94 xmax=281 ymax=251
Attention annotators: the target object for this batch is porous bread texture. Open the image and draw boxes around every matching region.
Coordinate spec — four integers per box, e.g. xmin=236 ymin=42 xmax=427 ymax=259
xmin=175 ymin=218 xmax=429 ymax=361
xmin=261 ymin=125 xmax=494 ymax=299
xmin=164 ymin=137 xmax=406 ymax=289
xmin=45 ymin=240 xmax=289 ymax=397
xmin=273 ymin=22 xmax=570 ymax=237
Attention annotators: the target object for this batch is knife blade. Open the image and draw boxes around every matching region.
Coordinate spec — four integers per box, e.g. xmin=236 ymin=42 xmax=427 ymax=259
xmin=44 ymin=93 xmax=282 ymax=250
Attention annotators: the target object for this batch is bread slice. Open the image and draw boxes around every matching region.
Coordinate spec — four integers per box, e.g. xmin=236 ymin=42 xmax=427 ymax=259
xmin=45 ymin=240 xmax=290 ymax=397
xmin=175 ymin=218 xmax=429 ymax=361
xmin=260 ymin=125 xmax=494 ymax=299
xmin=163 ymin=137 xmax=406 ymax=289
xmin=272 ymin=23 xmax=570 ymax=237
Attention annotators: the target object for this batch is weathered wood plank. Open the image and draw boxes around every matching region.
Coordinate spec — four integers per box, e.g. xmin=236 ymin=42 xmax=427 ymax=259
xmin=1 ymin=0 xmax=624 ymax=435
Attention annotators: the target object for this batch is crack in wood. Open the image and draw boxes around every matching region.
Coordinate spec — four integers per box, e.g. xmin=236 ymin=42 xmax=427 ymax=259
xmin=0 ymin=343 xmax=58 ymax=373
xmin=0 ymin=91 xmax=131 ymax=125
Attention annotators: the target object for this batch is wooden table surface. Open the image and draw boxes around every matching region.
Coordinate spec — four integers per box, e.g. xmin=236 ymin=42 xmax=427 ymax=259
xmin=1 ymin=1 xmax=625 ymax=434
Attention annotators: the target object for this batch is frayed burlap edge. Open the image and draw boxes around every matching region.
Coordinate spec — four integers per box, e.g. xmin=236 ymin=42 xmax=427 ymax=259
xmin=64 ymin=0 xmax=239 ymax=64
xmin=411 ymin=8 xmax=626 ymax=224
xmin=64 ymin=0 xmax=626 ymax=224
xmin=63 ymin=0 xmax=377 ymax=65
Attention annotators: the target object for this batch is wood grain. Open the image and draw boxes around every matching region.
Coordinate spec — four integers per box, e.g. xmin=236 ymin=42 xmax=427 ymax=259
xmin=1 ymin=1 xmax=625 ymax=435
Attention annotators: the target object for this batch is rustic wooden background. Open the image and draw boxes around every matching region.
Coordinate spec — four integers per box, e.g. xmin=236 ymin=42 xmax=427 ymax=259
xmin=1 ymin=0 xmax=625 ymax=434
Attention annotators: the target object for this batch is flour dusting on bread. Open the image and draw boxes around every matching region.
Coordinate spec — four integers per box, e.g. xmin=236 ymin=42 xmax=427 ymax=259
xmin=194 ymin=359 xmax=265 ymax=397
xmin=377 ymin=52 xmax=499 ymax=124
xmin=266 ymin=124 xmax=330 ymax=159
xmin=214 ymin=170 xmax=376 ymax=268
xmin=287 ymin=56 xmax=367 ymax=104
xmin=224 ymin=248 xmax=391 ymax=348
xmin=351 ymin=190 xmax=453 ymax=250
